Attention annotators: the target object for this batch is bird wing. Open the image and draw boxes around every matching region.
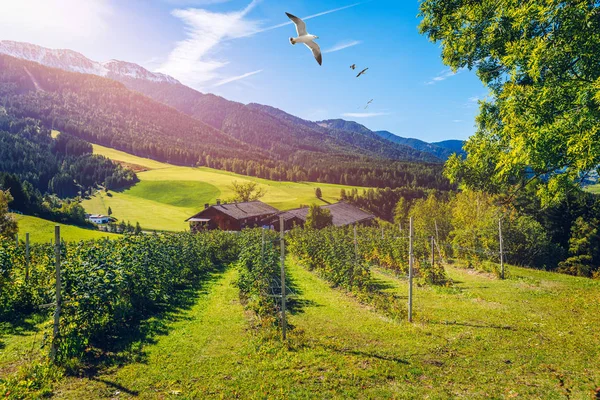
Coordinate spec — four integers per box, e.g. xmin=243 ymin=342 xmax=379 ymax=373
xmin=350 ymin=64 xmax=356 ymax=69
xmin=356 ymin=68 xmax=369 ymax=77
xmin=305 ymin=41 xmax=322 ymax=65
xmin=286 ymin=12 xmax=307 ymax=36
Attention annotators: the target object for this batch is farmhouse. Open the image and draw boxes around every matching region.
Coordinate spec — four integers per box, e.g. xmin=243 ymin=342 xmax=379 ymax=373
xmin=264 ymin=202 xmax=376 ymax=231
xmin=186 ymin=200 xmax=279 ymax=232
xmin=87 ymin=214 xmax=110 ymax=224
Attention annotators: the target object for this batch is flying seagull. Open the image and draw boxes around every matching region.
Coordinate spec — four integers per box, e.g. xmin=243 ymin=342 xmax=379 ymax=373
xmin=364 ymin=99 xmax=374 ymax=109
xmin=286 ymin=12 xmax=322 ymax=66
xmin=350 ymin=64 xmax=356 ymax=70
xmin=356 ymin=67 xmax=369 ymax=78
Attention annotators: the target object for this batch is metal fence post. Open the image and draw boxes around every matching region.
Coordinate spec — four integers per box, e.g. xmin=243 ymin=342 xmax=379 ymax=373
xmin=279 ymin=216 xmax=287 ymax=340
xmin=408 ymin=217 xmax=414 ymax=323
xmin=51 ymin=226 xmax=61 ymax=361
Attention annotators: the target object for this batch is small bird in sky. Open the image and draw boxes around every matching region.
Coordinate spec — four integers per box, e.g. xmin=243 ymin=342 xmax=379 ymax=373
xmin=286 ymin=12 xmax=322 ymax=66
xmin=356 ymin=67 xmax=369 ymax=78
xmin=364 ymin=99 xmax=374 ymax=109
xmin=350 ymin=64 xmax=356 ymax=70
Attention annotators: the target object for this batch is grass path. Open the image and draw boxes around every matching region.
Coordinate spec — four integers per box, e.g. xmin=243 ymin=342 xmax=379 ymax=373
xmin=45 ymin=261 xmax=600 ymax=398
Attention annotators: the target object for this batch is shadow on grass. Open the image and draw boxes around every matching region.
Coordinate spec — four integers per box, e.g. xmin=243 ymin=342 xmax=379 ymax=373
xmin=90 ymin=377 xmax=140 ymax=396
xmin=368 ymin=277 xmax=398 ymax=292
xmin=0 ymin=312 xmax=48 ymax=351
xmin=427 ymin=320 xmax=517 ymax=331
xmin=316 ymin=342 xmax=410 ymax=365
xmin=282 ymin=269 xmax=320 ymax=316
xmin=80 ymin=268 xmax=226 ymax=376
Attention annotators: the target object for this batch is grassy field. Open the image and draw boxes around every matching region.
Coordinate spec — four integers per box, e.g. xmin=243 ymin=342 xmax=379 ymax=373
xmin=83 ymin=144 xmax=369 ymax=231
xmin=8 ymin=260 xmax=592 ymax=399
xmin=12 ymin=214 xmax=119 ymax=243
xmin=586 ymin=184 xmax=600 ymax=194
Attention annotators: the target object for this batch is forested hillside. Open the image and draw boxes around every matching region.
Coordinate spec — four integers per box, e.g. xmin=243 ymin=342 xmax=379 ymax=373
xmin=317 ymin=119 xmax=465 ymax=160
xmin=0 ymin=112 xmax=136 ymax=225
xmin=0 ymin=54 xmax=452 ymax=189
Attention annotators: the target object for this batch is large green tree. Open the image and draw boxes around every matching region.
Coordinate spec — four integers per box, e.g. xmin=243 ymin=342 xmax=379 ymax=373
xmin=420 ymin=1 xmax=600 ymax=201
xmin=229 ymin=181 xmax=266 ymax=203
xmin=305 ymin=204 xmax=333 ymax=229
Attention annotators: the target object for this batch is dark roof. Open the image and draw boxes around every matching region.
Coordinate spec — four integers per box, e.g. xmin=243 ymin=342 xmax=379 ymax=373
xmin=187 ymin=201 xmax=279 ymax=221
xmin=266 ymin=202 xmax=374 ymax=227
xmin=322 ymin=202 xmax=375 ymax=226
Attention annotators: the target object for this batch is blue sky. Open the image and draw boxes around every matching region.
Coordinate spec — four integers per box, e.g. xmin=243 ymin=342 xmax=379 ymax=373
xmin=0 ymin=0 xmax=488 ymax=142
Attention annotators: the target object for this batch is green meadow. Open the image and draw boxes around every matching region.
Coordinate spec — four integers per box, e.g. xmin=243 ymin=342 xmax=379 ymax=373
xmin=12 ymin=214 xmax=119 ymax=243
xmin=84 ymin=144 xmax=369 ymax=231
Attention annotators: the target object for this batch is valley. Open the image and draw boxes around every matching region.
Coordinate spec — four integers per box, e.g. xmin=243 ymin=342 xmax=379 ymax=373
xmin=82 ymin=144 xmax=369 ymax=232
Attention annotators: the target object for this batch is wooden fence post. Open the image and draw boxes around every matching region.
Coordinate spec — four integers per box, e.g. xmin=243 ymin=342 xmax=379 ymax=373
xmin=499 ymin=218 xmax=505 ymax=280
xmin=25 ymin=233 xmax=30 ymax=283
xmin=431 ymin=236 xmax=435 ymax=269
xmin=279 ymin=216 xmax=287 ymax=340
xmin=51 ymin=226 xmax=61 ymax=361
xmin=408 ymin=217 xmax=414 ymax=323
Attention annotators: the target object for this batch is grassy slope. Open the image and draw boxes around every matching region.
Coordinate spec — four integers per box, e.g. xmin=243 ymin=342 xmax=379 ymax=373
xmin=49 ymin=261 xmax=600 ymax=399
xmin=12 ymin=214 xmax=119 ymax=243
xmin=585 ymin=184 xmax=600 ymax=194
xmin=84 ymin=144 xmax=369 ymax=232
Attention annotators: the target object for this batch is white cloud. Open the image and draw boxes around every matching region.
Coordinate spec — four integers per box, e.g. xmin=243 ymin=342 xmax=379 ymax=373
xmin=342 ymin=112 xmax=391 ymax=118
xmin=214 ymin=69 xmax=262 ymax=87
xmin=323 ymin=40 xmax=362 ymax=54
xmin=0 ymin=0 xmax=112 ymax=50
xmin=452 ymin=119 xmax=463 ymax=123
xmin=426 ymin=67 xmax=466 ymax=85
xmin=157 ymin=0 xmax=262 ymax=89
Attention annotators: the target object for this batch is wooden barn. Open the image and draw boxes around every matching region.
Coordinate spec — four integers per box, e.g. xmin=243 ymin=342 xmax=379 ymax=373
xmin=186 ymin=200 xmax=279 ymax=232
xmin=263 ymin=202 xmax=375 ymax=231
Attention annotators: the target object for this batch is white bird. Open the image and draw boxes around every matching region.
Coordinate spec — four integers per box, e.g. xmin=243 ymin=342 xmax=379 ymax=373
xmin=286 ymin=12 xmax=322 ymax=66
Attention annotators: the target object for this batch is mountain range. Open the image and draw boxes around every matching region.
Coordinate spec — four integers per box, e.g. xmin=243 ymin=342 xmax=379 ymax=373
xmin=0 ymin=40 xmax=464 ymax=162
xmin=0 ymin=40 xmax=463 ymax=189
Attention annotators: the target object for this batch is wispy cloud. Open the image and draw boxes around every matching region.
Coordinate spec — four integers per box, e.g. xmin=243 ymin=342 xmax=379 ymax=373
xmin=159 ymin=1 xmax=362 ymax=89
xmin=214 ymin=69 xmax=262 ymax=87
xmin=157 ymin=0 xmax=261 ymax=89
xmin=342 ymin=112 xmax=391 ymax=118
xmin=426 ymin=67 xmax=465 ymax=85
xmin=242 ymin=2 xmax=363 ymax=38
xmin=323 ymin=40 xmax=362 ymax=54
xmin=452 ymin=119 xmax=463 ymax=123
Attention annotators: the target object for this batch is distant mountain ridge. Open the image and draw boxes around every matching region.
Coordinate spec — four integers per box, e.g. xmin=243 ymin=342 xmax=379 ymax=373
xmin=318 ymin=119 xmax=465 ymax=160
xmin=0 ymin=40 xmax=179 ymax=84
